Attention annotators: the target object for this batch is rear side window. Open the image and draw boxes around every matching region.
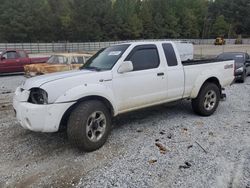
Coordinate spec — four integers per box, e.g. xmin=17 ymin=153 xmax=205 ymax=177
xmin=71 ymin=56 xmax=84 ymax=64
xmin=19 ymin=51 xmax=27 ymax=58
xmin=162 ymin=43 xmax=178 ymax=67
xmin=47 ymin=55 xmax=68 ymax=64
xmin=125 ymin=45 xmax=159 ymax=71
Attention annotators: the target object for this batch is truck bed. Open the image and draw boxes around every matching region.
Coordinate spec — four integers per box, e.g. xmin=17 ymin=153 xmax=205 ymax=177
xmin=182 ymin=59 xmax=235 ymax=99
xmin=182 ymin=59 xmax=230 ymax=66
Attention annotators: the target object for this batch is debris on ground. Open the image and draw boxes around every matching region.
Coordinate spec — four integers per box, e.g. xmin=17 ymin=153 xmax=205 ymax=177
xmin=136 ymin=128 xmax=143 ymax=133
xmin=148 ymin=159 xmax=157 ymax=164
xmin=167 ymin=133 xmax=173 ymax=139
xmin=1 ymin=91 xmax=12 ymax=94
xmin=195 ymin=141 xmax=208 ymax=154
xmin=179 ymin=161 xmax=192 ymax=169
xmin=155 ymin=142 xmax=168 ymax=154
xmin=209 ymin=132 xmax=214 ymax=136
xmin=159 ymin=130 xmax=166 ymax=135
xmin=182 ymin=128 xmax=188 ymax=132
xmin=195 ymin=121 xmax=204 ymax=126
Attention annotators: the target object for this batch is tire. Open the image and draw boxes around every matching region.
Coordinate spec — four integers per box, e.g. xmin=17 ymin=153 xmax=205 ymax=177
xmin=191 ymin=83 xmax=220 ymax=116
xmin=239 ymin=71 xmax=246 ymax=83
xmin=67 ymin=100 xmax=111 ymax=152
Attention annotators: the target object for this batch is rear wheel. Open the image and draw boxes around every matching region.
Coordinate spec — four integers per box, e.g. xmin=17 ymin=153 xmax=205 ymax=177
xmin=192 ymin=83 xmax=220 ymax=116
xmin=67 ymin=100 xmax=111 ymax=152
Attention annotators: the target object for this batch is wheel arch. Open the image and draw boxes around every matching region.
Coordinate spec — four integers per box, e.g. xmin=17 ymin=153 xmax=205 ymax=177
xmin=204 ymin=77 xmax=221 ymax=89
xmin=191 ymin=76 xmax=222 ymax=99
xmin=59 ymin=95 xmax=115 ymax=131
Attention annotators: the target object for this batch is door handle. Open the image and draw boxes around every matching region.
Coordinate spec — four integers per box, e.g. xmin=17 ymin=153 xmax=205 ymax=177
xmin=157 ymin=72 xmax=164 ymax=76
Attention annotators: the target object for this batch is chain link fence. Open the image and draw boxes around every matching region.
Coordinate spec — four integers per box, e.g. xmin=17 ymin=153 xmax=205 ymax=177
xmin=0 ymin=39 xmax=250 ymax=54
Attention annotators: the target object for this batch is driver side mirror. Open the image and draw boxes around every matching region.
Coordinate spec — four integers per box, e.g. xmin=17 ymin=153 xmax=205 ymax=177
xmin=0 ymin=56 xmax=6 ymax=61
xmin=118 ymin=61 xmax=133 ymax=73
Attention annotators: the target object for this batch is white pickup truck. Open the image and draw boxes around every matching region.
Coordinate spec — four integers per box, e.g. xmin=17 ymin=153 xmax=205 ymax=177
xmin=13 ymin=41 xmax=235 ymax=151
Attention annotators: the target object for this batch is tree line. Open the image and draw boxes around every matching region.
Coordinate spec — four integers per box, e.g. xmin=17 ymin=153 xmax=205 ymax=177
xmin=0 ymin=0 xmax=249 ymax=42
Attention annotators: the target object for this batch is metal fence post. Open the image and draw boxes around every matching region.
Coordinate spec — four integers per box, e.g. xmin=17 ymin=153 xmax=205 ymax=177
xmin=30 ymin=43 xmax=32 ymax=54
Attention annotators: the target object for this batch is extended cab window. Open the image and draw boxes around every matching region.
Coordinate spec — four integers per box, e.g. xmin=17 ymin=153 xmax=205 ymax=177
xmin=126 ymin=45 xmax=159 ymax=71
xmin=2 ymin=51 xmax=18 ymax=59
xmin=162 ymin=43 xmax=178 ymax=67
xmin=47 ymin=55 xmax=68 ymax=64
xmin=72 ymin=56 xmax=84 ymax=64
xmin=19 ymin=51 xmax=27 ymax=58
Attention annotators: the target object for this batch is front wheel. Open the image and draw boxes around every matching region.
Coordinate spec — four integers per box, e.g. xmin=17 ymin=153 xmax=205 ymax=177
xmin=192 ymin=83 xmax=220 ymax=116
xmin=67 ymin=100 xmax=111 ymax=152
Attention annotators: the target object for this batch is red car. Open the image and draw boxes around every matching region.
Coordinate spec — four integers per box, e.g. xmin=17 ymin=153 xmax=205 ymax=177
xmin=0 ymin=50 xmax=49 ymax=74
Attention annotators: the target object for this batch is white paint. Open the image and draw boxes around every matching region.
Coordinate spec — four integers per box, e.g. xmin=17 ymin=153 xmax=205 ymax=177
xmin=13 ymin=41 xmax=235 ymax=132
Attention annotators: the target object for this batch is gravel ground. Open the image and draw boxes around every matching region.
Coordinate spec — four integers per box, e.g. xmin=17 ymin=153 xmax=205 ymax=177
xmin=0 ymin=75 xmax=250 ymax=188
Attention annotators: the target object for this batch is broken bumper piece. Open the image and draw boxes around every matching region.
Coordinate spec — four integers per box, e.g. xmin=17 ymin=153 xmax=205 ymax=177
xmin=13 ymin=96 xmax=75 ymax=133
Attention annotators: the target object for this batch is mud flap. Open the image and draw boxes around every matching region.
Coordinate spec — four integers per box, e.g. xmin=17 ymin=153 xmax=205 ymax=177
xmin=220 ymin=93 xmax=227 ymax=101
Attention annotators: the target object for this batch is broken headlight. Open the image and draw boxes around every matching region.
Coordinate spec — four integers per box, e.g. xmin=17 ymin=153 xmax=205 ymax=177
xmin=28 ymin=88 xmax=48 ymax=105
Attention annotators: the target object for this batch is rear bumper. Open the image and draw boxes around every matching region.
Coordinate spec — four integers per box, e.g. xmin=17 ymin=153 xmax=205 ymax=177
xmin=13 ymin=97 xmax=75 ymax=132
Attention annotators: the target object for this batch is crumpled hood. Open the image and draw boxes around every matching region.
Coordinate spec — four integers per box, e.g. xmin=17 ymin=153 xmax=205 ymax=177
xmin=21 ymin=69 xmax=113 ymax=103
xmin=22 ymin=70 xmax=97 ymax=90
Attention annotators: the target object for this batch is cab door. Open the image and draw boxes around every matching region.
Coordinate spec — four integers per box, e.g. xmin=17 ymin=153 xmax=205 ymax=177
xmin=113 ymin=44 xmax=168 ymax=112
xmin=162 ymin=43 xmax=185 ymax=100
xmin=0 ymin=51 xmax=21 ymax=73
xmin=18 ymin=50 xmax=31 ymax=69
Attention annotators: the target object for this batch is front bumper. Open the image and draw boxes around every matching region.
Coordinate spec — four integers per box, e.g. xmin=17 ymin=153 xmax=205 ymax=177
xmin=13 ymin=96 xmax=75 ymax=132
xmin=234 ymin=69 xmax=244 ymax=80
xmin=235 ymin=74 xmax=243 ymax=80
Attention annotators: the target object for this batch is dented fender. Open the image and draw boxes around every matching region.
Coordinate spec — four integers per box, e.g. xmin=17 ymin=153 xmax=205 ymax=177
xmin=55 ymin=83 xmax=118 ymax=115
xmin=190 ymin=71 xmax=221 ymax=99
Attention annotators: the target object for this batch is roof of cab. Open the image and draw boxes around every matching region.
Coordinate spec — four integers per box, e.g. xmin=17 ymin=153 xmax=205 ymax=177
xmin=113 ymin=40 xmax=191 ymax=46
xmin=51 ymin=53 xmax=93 ymax=57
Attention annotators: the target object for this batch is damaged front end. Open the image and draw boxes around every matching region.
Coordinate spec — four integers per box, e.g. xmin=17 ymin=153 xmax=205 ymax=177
xmin=28 ymin=88 xmax=48 ymax=105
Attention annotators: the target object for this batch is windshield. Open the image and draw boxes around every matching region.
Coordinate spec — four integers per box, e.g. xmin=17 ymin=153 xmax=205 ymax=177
xmin=47 ymin=55 xmax=68 ymax=64
xmin=217 ymin=53 xmax=245 ymax=64
xmin=81 ymin=44 xmax=130 ymax=71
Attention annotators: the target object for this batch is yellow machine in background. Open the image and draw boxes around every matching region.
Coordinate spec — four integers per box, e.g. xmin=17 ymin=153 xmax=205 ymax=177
xmin=214 ymin=37 xmax=226 ymax=45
